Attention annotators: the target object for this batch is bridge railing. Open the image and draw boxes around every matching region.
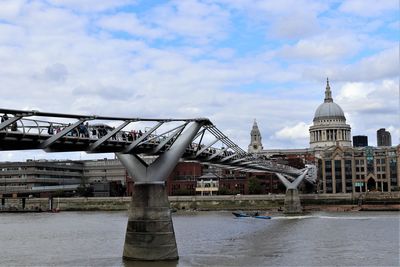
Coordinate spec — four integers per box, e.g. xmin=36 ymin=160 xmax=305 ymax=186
xmin=0 ymin=108 xmax=305 ymax=176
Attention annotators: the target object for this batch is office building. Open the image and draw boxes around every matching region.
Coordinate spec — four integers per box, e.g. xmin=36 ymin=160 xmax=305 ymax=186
xmin=377 ymin=128 xmax=392 ymax=147
xmin=353 ymin=135 xmax=368 ymax=147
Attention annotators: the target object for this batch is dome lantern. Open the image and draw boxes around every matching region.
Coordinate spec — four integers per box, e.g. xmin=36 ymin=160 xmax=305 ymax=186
xmin=324 ymin=77 xmax=333 ymax=103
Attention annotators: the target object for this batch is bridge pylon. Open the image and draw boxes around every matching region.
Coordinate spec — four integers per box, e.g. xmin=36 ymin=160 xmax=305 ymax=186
xmin=117 ymin=122 xmax=204 ymax=261
xmin=275 ymin=169 xmax=309 ymax=214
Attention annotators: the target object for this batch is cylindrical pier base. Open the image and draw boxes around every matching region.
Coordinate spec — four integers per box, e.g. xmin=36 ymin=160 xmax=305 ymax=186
xmin=284 ymin=188 xmax=303 ymax=214
xmin=123 ymin=183 xmax=178 ymax=261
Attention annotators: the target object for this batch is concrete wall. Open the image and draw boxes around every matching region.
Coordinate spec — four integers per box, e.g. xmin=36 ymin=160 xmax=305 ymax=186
xmin=1 ymin=192 xmax=399 ymax=211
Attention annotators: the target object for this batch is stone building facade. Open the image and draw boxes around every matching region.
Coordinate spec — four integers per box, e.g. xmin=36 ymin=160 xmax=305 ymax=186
xmin=0 ymin=160 xmax=83 ymax=195
xmin=0 ymin=159 xmax=127 ymax=197
xmin=318 ymin=145 xmax=399 ymax=193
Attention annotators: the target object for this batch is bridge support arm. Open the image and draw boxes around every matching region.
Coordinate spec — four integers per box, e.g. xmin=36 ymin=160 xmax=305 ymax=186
xmin=40 ymin=120 xmax=84 ymax=149
xmin=0 ymin=116 xmax=21 ymax=131
xmin=276 ymin=169 xmax=309 ymax=214
xmin=89 ymin=120 xmax=131 ymax=151
xmin=123 ymin=122 xmax=163 ymax=153
xmin=118 ymin=121 xmax=204 ymax=183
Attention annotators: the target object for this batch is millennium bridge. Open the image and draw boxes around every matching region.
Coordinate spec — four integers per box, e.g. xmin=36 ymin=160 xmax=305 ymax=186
xmin=0 ymin=108 xmax=312 ymax=261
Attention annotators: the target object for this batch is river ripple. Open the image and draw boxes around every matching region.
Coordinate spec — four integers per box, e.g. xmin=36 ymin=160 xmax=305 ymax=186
xmin=0 ymin=211 xmax=398 ymax=266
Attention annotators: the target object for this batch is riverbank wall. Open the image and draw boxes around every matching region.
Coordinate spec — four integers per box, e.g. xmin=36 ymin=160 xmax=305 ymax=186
xmin=1 ymin=192 xmax=399 ymax=211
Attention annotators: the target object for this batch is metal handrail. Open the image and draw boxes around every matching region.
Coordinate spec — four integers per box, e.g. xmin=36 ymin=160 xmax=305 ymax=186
xmin=0 ymin=109 xmax=303 ymax=175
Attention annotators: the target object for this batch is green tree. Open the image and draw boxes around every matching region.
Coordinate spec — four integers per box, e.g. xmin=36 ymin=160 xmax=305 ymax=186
xmin=248 ymin=177 xmax=262 ymax=194
xmin=218 ymin=187 xmax=239 ymax=195
xmin=53 ymin=189 xmax=65 ymax=197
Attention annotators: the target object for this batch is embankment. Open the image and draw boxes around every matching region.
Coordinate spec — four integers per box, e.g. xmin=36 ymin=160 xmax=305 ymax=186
xmin=1 ymin=192 xmax=399 ymax=211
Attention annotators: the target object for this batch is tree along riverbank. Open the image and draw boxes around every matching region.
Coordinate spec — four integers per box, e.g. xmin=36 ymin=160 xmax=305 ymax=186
xmin=1 ymin=192 xmax=399 ymax=212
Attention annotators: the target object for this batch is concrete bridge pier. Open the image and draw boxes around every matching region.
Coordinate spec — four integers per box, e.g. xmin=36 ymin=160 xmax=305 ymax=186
xmin=275 ymin=169 xmax=309 ymax=215
xmin=124 ymin=182 xmax=178 ymax=260
xmin=284 ymin=188 xmax=302 ymax=214
xmin=117 ymin=121 xmax=204 ymax=261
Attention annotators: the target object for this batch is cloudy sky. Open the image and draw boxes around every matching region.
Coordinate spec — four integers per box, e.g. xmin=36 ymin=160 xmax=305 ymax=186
xmin=0 ymin=0 xmax=398 ymax=161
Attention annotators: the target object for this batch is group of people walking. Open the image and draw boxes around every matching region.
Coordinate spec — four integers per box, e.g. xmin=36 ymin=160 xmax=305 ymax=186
xmin=46 ymin=121 xmax=144 ymax=142
xmin=2 ymin=112 xmax=150 ymax=144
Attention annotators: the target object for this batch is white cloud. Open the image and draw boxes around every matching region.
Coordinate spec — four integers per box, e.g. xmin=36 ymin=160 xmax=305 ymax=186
xmin=388 ymin=20 xmax=399 ymax=30
xmin=278 ymin=34 xmax=361 ymax=61
xmin=0 ymin=23 xmax=26 ymax=45
xmin=339 ymin=0 xmax=398 ymax=17
xmin=0 ymin=0 xmax=26 ymax=20
xmin=149 ymin=0 xmax=231 ymax=44
xmin=302 ymin=46 xmax=399 ymax=82
xmin=216 ymin=0 xmax=328 ymax=39
xmin=336 ymin=79 xmax=399 ymax=145
xmin=97 ymin=13 xmax=165 ymax=39
xmin=273 ymin=122 xmax=311 ymax=140
xmin=268 ymin=9 xmax=320 ymax=39
xmin=339 ymin=46 xmax=399 ymax=81
xmin=337 ymin=79 xmax=398 ymax=114
xmin=48 ymin=0 xmax=132 ymax=12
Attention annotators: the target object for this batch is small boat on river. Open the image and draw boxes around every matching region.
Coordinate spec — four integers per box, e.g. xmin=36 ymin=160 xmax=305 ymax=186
xmin=232 ymin=211 xmax=271 ymax=219
xmin=232 ymin=211 xmax=251 ymax=217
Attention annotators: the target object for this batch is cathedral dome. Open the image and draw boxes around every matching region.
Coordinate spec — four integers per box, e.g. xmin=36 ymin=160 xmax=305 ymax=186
xmin=314 ymin=101 xmax=345 ymax=121
xmin=313 ymin=78 xmax=345 ymax=122
xmin=309 ymin=78 xmax=352 ymax=150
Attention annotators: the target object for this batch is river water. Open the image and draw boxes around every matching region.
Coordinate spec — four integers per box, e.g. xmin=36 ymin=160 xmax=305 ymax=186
xmin=0 ymin=211 xmax=398 ymax=267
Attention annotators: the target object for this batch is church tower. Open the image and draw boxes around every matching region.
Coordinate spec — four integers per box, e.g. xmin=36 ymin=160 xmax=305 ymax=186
xmin=248 ymin=119 xmax=263 ymax=153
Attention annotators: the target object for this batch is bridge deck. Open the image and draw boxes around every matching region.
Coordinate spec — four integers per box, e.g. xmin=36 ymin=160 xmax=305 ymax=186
xmin=0 ymin=108 xmax=304 ymax=176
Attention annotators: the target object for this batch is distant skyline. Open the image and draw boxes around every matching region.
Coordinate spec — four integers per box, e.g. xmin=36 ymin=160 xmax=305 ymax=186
xmin=0 ymin=0 xmax=398 ymax=161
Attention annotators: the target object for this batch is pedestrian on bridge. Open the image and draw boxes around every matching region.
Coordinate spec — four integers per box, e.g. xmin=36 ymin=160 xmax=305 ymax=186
xmin=1 ymin=113 xmax=9 ymax=123
xmin=48 ymin=123 xmax=54 ymax=135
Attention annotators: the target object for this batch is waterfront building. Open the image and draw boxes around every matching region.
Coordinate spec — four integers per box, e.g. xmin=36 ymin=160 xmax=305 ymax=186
xmin=309 ymin=78 xmax=352 ymax=150
xmin=0 ymin=156 xmax=285 ymax=197
xmin=83 ymin=159 xmax=126 ymax=184
xmin=83 ymin=159 xmax=127 ymax=196
xmin=377 ymin=128 xmax=392 ymax=147
xmin=166 ymin=161 xmax=202 ymax=196
xmin=218 ymin=169 xmax=248 ymax=194
xmin=318 ymin=145 xmax=400 ymax=193
xmin=195 ymin=172 xmax=219 ymax=196
xmin=353 ymin=135 xmax=368 ymax=147
xmin=0 ymin=159 xmax=126 ymax=197
xmin=0 ymin=160 xmax=83 ymax=196
xmin=166 ymin=162 xmax=283 ymax=195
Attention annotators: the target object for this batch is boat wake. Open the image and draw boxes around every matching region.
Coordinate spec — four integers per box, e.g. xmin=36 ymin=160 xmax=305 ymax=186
xmin=272 ymin=215 xmax=396 ymax=220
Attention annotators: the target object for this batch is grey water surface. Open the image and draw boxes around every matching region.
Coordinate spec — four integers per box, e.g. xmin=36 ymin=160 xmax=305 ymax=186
xmin=0 ymin=211 xmax=398 ymax=267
